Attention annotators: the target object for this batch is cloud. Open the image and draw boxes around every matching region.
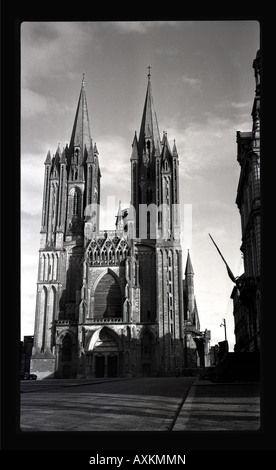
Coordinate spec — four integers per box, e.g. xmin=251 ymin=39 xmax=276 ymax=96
xmin=112 ymin=21 xmax=178 ymax=34
xmin=163 ymin=110 xmax=252 ymax=181
xmin=21 ymin=153 xmax=44 ymax=217
xmin=180 ymin=74 xmax=202 ymax=91
xmin=21 ymin=22 xmax=96 ymax=88
xmin=21 ymin=88 xmax=51 ymax=118
xmin=231 ymin=101 xmax=252 ymax=109
xmin=22 ymin=87 xmax=75 ymax=121
xmin=156 ymin=45 xmax=180 ymax=56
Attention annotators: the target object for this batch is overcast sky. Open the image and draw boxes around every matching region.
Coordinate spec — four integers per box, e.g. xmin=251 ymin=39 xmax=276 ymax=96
xmin=21 ymin=20 xmax=260 ymax=350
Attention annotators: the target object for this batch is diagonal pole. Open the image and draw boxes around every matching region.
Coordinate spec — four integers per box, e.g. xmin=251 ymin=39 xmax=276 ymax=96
xmin=208 ymin=233 xmax=236 ymax=283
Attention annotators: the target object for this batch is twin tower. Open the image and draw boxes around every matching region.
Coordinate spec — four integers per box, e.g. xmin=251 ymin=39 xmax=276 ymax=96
xmin=31 ymin=72 xmax=209 ymax=379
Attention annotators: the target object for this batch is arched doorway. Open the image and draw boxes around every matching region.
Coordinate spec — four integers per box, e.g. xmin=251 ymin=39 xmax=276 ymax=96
xmin=92 ymin=328 xmax=120 ymax=377
xmin=95 ymin=355 xmax=105 ymax=377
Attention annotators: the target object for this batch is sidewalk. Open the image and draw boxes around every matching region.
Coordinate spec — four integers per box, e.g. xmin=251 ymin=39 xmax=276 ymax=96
xmin=172 ymin=378 xmax=261 ymax=431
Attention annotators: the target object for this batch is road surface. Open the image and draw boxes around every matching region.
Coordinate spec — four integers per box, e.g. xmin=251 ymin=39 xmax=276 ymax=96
xmin=20 ymin=377 xmax=196 ymax=432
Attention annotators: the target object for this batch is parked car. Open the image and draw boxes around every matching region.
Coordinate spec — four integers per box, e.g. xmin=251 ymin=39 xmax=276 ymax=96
xmin=20 ymin=372 xmax=37 ymax=380
xmin=28 ymin=373 xmax=37 ymax=380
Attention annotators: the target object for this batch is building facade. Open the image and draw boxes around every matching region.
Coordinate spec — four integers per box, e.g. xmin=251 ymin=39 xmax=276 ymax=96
xmin=30 ymin=73 xmax=208 ymax=379
xmin=232 ymin=50 xmax=261 ymax=353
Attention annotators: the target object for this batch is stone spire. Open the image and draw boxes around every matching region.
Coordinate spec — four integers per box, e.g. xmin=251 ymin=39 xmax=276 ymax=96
xmin=185 ymin=249 xmax=194 ymax=276
xmin=69 ymin=74 xmax=92 ymax=160
xmin=115 ymin=200 xmax=124 ymax=233
xmin=184 ymin=250 xmax=195 ymax=320
xmin=138 ymin=70 xmax=161 ymax=158
xmin=172 ymin=139 xmax=178 ymax=157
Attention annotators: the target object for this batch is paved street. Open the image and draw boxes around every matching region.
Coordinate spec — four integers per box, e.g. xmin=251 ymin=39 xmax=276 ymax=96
xmin=173 ymin=379 xmax=261 ymax=431
xmin=20 ymin=377 xmax=195 ymax=432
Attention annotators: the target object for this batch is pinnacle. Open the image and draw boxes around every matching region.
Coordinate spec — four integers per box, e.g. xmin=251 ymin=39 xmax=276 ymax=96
xmin=185 ymin=250 xmax=194 ymax=275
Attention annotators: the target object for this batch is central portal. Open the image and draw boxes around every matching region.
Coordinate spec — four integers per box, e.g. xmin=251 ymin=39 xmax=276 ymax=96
xmin=107 ymin=356 xmax=117 ymax=377
xmin=93 ymin=328 xmax=120 ymax=377
xmin=95 ymin=356 xmax=105 ymax=377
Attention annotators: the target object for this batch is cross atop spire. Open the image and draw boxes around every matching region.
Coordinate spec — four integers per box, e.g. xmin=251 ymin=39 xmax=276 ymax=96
xmin=147 ymin=66 xmax=151 ymax=80
xmin=82 ymin=73 xmax=85 ymax=87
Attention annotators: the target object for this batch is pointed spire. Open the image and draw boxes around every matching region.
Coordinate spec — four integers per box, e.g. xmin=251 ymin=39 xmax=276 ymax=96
xmin=93 ymin=142 xmax=99 ymax=155
xmin=69 ymin=76 xmax=92 ymax=158
xmin=44 ymin=150 xmax=52 ymax=165
xmin=55 ymin=142 xmax=61 ymax=158
xmin=51 ymin=143 xmax=61 ymax=169
xmin=193 ymin=297 xmax=200 ymax=330
xmin=60 ymin=147 xmax=66 ymax=164
xmin=131 ymin=131 xmax=139 ymax=160
xmin=172 ymin=139 xmax=178 ymax=157
xmin=117 ymin=200 xmax=122 ymax=216
xmin=115 ymin=200 xmax=124 ymax=232
xmin=161 ymin=131 xmax=172 ymax=155
xmin=138 ymin=72 xmax=161 ymax=156
xmin=185 ymin=250 xmax=194 ymax=275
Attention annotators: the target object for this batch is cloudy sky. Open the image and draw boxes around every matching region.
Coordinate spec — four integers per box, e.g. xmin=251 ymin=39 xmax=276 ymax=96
xmin=21 ymin=20 xmax=260 ymax=350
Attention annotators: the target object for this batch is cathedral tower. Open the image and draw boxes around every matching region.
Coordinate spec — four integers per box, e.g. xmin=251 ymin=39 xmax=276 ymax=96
xmin=31 ymin=77 xmax=101 ymax=378
xmin=130 ymin=70 xmax=184 ymax=375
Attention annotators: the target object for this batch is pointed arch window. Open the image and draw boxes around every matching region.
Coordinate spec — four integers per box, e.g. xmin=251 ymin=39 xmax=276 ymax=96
xmin=94 ymin=272 xmax=122 ymax=319
xmin=69 ymin=187 xmax=81 ymax=219
xmin=88 ymin=166 xmax=92 ymax=205
xmin=73 ymin=190 xmax=78 ymax=216
xmin=40 ymin=286 xmax=48 ymax=353
xmin=146 ymin=188 xmax=152 ymax=204
xmin=74 ymin=147 xmax=80 ymax=165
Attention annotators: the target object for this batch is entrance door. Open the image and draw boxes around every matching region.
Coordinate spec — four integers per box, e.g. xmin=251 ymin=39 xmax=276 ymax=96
xmin=107 ymin=356 xmax=117 ymax=377
xmin=62 ymin=364 xmax=71 ymax=378
xmin=143 ymin=363 xmax=151 ymax=377
xmin=95 ymin=356 xmax=105 ymax=377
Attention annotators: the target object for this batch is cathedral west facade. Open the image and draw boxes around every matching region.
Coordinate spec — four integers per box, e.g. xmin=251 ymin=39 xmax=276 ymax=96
xmin=30 ymin=72 xmax=209 ymax=379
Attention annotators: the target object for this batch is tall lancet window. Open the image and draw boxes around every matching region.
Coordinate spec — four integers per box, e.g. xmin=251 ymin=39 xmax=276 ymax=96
xmin=74 ymin=147 xmax=80 ymax=165
xmin=73 ymin=189 xmax=78 ymax=216
xmin=68 ymin=187 xmax=82 ymax=233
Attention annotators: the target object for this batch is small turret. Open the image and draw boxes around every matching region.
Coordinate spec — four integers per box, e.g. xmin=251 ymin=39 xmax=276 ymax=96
xmin=44 ymin=150 xmax=52 ymax=165
xmin=184 ymin=250 xmax=195 ymax=321
xmin=115 ymin=200 xmax=124 ymax=234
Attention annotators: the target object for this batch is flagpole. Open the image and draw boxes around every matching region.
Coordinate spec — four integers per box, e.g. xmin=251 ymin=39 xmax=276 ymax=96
xmin=208 ymin=233 xmax=236 ymax=284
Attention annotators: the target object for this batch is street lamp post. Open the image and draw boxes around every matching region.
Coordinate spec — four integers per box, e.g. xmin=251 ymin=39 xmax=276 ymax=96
xmin=220 ymin=318 xmax=227 ymax=342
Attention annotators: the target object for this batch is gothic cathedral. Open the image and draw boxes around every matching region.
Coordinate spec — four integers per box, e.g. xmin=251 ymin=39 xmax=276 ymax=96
xmin=31 ymin=72 xmax=208 ymax=379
